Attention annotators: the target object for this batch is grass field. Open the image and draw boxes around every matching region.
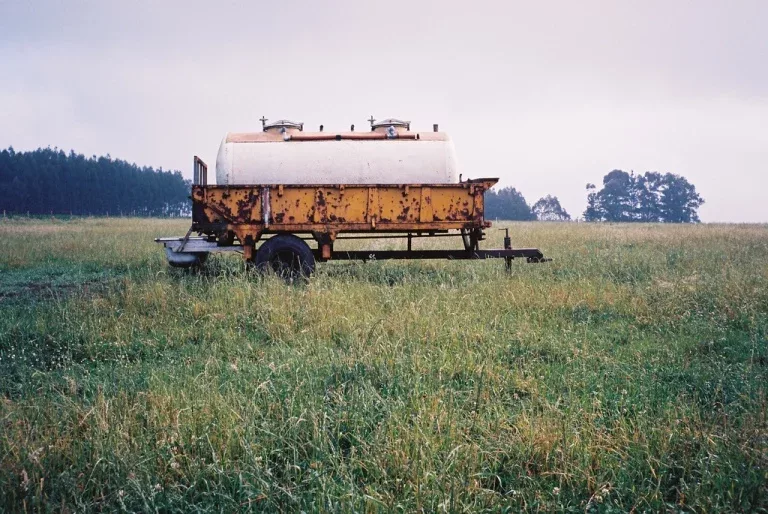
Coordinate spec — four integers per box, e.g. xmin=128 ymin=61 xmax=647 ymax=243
xmin=0 ymin=217 xmax=766 ymax=512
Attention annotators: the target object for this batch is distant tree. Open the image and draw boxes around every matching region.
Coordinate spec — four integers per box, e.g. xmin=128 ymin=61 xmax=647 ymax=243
xmin=485 ymin=187 xmax=536 ymax=220
xmin=659 ymin=173 xmax=704 ymax=222
xmin=601 ymin=170 xmax=636 ymax=222
xmin=0 ymin=147 xmax=191 ymax=216
xmin=584 ymin=183 xmax=600 ymax=221
xmin=634 ymin=171 xmax=664 ymax=222
xmin=583 ymin=170 xmax=703 ymax=223
xmin=532 ymin=195 xmax=571 ymax=221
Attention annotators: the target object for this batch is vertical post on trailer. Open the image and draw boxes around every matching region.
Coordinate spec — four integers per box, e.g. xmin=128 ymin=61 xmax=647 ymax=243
xmin=503 ymin=228 xmax=512 ymax=272
xmin=461 ymin=228 xmax=481 ymax=252
xmin=194 ymin=156 xmax=207 ymax=186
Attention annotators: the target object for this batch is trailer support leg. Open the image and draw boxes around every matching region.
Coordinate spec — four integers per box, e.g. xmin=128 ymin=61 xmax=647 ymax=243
xmin=312 ymin=232 xmax=336 ymax=262
xmin=503 ymin=228 xmax=513 ymax=272
xmin=461 ymin=229 xmax=472 ymax=251
xmin=243 ymin=243 xmax=254 ymax=262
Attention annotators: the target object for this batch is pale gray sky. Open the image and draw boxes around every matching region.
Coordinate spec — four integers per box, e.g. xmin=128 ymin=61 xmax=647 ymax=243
xmin=1 ymin=0 xmax=767 ymax=221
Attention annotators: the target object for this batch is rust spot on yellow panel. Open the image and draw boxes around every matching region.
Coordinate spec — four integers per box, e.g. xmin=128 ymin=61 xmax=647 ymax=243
xmin=419 ymin=187 xmax=432 ymax=223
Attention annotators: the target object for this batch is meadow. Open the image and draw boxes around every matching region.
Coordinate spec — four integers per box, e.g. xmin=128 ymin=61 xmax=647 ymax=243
xmin=0 ymin=217 xmax=766 ymax=512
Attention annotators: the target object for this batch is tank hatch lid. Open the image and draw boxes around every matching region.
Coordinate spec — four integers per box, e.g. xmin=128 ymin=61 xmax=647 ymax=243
xmin=262 ymin=119 xmax=304 ymax=132
xmin=370 ymin=118 xmax=410 ymax=131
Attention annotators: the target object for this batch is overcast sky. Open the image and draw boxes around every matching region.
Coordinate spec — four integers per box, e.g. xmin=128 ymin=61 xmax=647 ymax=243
xmin=1 ymin=1 xmax=766 ymax=221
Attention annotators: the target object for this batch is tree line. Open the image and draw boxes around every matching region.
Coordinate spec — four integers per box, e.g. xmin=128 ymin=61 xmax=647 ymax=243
xmin=486 ymin=169 xmax=704 ymax=222
xmin=1 ymin=146 xmax=703 ymax=222
xmin=0 ymin=147 xmax=190 ymax=216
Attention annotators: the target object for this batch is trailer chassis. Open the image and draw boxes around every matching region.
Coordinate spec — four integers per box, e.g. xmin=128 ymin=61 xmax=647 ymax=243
xmin=156 ymin=157 xmax=549 ymax=279
xmin=157 ymin=228 xmax=546 ymax=272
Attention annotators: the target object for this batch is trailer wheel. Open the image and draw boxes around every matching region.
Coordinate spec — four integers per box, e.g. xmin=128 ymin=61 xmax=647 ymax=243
xmin=254 ymin=234 xmax=315 ymax=281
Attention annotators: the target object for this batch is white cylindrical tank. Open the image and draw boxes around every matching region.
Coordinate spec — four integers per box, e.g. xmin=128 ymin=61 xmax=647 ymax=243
xmin=215 ymin=119 xmax=459 ymax=185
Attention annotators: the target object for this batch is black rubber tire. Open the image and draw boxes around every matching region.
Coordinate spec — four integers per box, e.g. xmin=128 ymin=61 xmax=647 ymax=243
xmin=254 ymin=234 xmax=315 ymax=281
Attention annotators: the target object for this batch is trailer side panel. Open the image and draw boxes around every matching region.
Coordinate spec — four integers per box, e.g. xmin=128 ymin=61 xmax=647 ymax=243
xmin=191 ymin=179 xmax=496 ymax=239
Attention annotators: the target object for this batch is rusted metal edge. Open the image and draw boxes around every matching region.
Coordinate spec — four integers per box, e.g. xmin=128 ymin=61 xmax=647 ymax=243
xmin=192 ymin=222 xmax=491 ymax=233
xmin=193 ymin=179 xmax=498 ymax=189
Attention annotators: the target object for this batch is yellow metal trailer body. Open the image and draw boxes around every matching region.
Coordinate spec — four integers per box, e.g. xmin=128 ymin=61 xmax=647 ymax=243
xmin=191 ymin=180 xmax=495 ymax=244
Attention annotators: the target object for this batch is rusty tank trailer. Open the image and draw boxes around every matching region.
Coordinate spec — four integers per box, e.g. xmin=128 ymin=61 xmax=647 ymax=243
xmin=156 ymin=118 xmax=548 ymax=279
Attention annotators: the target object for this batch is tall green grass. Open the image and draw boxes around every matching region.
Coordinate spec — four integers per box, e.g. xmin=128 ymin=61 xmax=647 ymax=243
xmin=0 ymin=218 xmax=766 ymax=511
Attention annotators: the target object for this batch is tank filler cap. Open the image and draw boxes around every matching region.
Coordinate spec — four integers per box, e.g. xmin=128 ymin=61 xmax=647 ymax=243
xmin=262 ymin=119 xmax=304 ymax=133
xmin=370 ymin=118 xmax=411 ymax=134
